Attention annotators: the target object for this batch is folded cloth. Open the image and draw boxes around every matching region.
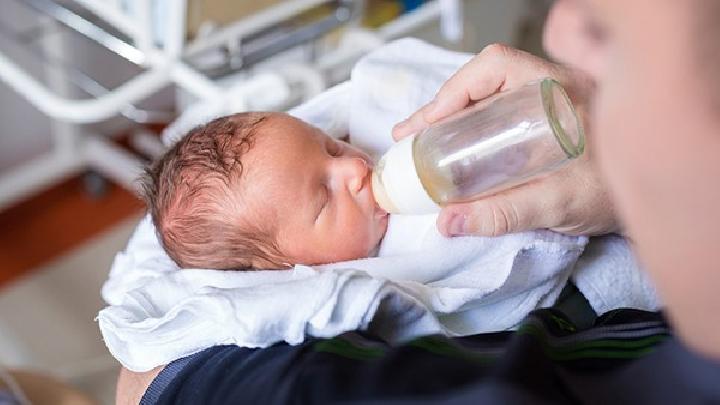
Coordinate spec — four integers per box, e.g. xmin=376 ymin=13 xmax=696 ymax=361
xmin=572 ymin=234 xmax=661 ymax=315
xmin=98 ymin=39 xmax=658 ymax=372
xmin=323 ymin=214 xmax=586 ymax=337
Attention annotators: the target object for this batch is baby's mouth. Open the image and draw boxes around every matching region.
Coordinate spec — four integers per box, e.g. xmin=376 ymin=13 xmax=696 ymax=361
xmin=370 ymin=187 xmax=389 ymax=218
xmin=365 ymin=170 xmax=387 ymax=219
xmin=359 ymin=157 xmax=387 ymax=218
xmin=375 ymin=203 xmax=388 ymax=218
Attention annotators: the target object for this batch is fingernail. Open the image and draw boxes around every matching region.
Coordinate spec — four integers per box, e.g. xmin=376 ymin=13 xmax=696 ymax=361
xmin=446 ymin=213 xmax=467 ymax=236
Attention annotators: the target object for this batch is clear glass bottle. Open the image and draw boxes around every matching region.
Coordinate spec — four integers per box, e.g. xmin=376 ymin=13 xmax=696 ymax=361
xmin=372 ymin=78 xmax=585 ymax=214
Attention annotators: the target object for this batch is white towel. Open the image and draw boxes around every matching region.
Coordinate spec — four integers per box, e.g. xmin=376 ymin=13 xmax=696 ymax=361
xmin=572 ymin=235 xmax=660 ymax=315
xmin=98 ymin=39 xmax=658 ymax=372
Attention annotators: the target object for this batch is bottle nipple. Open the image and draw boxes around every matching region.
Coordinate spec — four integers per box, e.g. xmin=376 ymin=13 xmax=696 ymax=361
xmin=372 ymin=167 xmax=398 ymax=214
xmin=371 ymin=135 xmax=441 ymax=215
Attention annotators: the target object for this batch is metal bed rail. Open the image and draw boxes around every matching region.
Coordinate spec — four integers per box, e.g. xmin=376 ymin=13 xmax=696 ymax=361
xmin=0 ymin=0 xmax=461 ymax=211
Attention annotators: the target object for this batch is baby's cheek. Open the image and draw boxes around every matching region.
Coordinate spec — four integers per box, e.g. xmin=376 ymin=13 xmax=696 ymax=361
xmin=336 ymin=218 xmax=375 ymax=258
xmin=342 ymin=229 xmax=374 ymax=257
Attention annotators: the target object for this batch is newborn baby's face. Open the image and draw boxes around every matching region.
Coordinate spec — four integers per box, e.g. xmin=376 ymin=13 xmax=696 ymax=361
xmin=243 ymin=114 xmax=389 ymax=265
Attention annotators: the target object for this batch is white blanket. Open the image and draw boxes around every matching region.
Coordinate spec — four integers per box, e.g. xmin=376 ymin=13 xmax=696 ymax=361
xmin=98 ymin=39 xmax=659 ymax=372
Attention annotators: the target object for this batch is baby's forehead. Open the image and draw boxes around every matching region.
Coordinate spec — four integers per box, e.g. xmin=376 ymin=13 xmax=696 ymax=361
xmin=242 ymin=115 xmax=326 ymax=180
xmin=263 ymin=114 xmax=328 ymax=142
xmin=237 ymin=116 xmax=326 ymax=224
xmin=246 ymin=117 xmax=331 ymax=166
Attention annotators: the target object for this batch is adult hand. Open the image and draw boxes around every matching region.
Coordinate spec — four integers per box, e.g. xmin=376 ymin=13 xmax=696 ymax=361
xmin=392 ymin=44 xmax=618 ymax=237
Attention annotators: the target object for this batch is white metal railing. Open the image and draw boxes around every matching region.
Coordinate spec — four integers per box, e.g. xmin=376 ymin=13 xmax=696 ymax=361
xmin=0 ymin=0 xmax=461 ymax=211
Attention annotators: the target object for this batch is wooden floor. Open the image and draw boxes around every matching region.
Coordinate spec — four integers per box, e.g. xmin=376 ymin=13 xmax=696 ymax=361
xmin=0 ymin=174 xmax=145 ymax=290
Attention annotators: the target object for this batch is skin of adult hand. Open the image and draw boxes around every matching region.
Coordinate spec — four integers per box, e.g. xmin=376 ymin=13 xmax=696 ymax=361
xmin=392 ymin=43 xmax=618 ymax=237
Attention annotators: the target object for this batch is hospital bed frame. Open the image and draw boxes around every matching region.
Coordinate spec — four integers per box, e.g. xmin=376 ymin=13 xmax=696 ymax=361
xmin=0 ymin=0 xmax=462 ymax=212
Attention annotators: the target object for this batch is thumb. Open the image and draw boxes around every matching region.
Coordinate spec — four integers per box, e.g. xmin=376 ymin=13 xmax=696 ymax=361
xmin=437 ymin=188 xmax=555 ymax=237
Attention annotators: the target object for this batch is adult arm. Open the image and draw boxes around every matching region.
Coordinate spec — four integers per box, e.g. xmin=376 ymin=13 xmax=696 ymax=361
xmin=116 ymin=366 xmax=163 ymax=405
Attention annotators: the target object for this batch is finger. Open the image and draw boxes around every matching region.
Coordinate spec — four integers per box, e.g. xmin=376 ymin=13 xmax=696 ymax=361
xmin=437 ymin=180 xmax=562 ymax=237
xmin=425 ymin=46 xmax=509 ymax=122
xmin=392 ymin=101 xmax=436 ymax=141
xmin=394 ymin=43 xmax=514 ymax=141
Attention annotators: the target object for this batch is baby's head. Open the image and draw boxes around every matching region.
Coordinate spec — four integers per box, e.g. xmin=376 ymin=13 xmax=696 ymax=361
xmin=142 ymin=112 xmax=389 ymax=270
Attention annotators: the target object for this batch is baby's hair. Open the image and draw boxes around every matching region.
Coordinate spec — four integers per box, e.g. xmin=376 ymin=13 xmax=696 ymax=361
xmin=141 ymin=112 xmax=287 ymax=270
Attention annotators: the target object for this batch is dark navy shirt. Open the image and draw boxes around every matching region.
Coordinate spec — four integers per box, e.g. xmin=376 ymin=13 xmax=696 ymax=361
xmin=141 ymin=306 xmax=720 ymax=404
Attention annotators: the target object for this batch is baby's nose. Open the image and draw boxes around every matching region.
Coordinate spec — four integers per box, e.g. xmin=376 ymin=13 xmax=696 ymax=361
xmin=336 ymin=157 xmax=369 ymax=193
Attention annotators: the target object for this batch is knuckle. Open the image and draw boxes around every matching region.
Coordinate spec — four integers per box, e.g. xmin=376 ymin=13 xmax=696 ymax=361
xmin=402 ymin=113 xmax=419 ymax=128
xmin=436 ymin=73 xmax=463 ymax=98
xmin=419 ymin=103 xmax=436 ymax=120
xmin=401 ymin=112 xmax=424 ymax=129
xmin=482 ymin=198 xmax=518 ymax=237
xmin=480 ymin=43 xmax=510 ymax=58
xmin=491 ymin=209 xmax=509 ymax=237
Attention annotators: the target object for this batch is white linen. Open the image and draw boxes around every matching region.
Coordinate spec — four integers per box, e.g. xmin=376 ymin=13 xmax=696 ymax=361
xmin=572 ymin=234 xmax=660 ymax=315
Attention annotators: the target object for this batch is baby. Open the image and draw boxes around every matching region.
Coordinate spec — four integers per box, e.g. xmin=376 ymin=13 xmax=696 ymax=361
xmin=142 ymin=112 xmax=389 ymax=270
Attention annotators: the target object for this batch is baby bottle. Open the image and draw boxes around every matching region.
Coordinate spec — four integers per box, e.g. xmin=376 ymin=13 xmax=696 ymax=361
xmin=372 ymin=78 xmax=585 ymax=214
